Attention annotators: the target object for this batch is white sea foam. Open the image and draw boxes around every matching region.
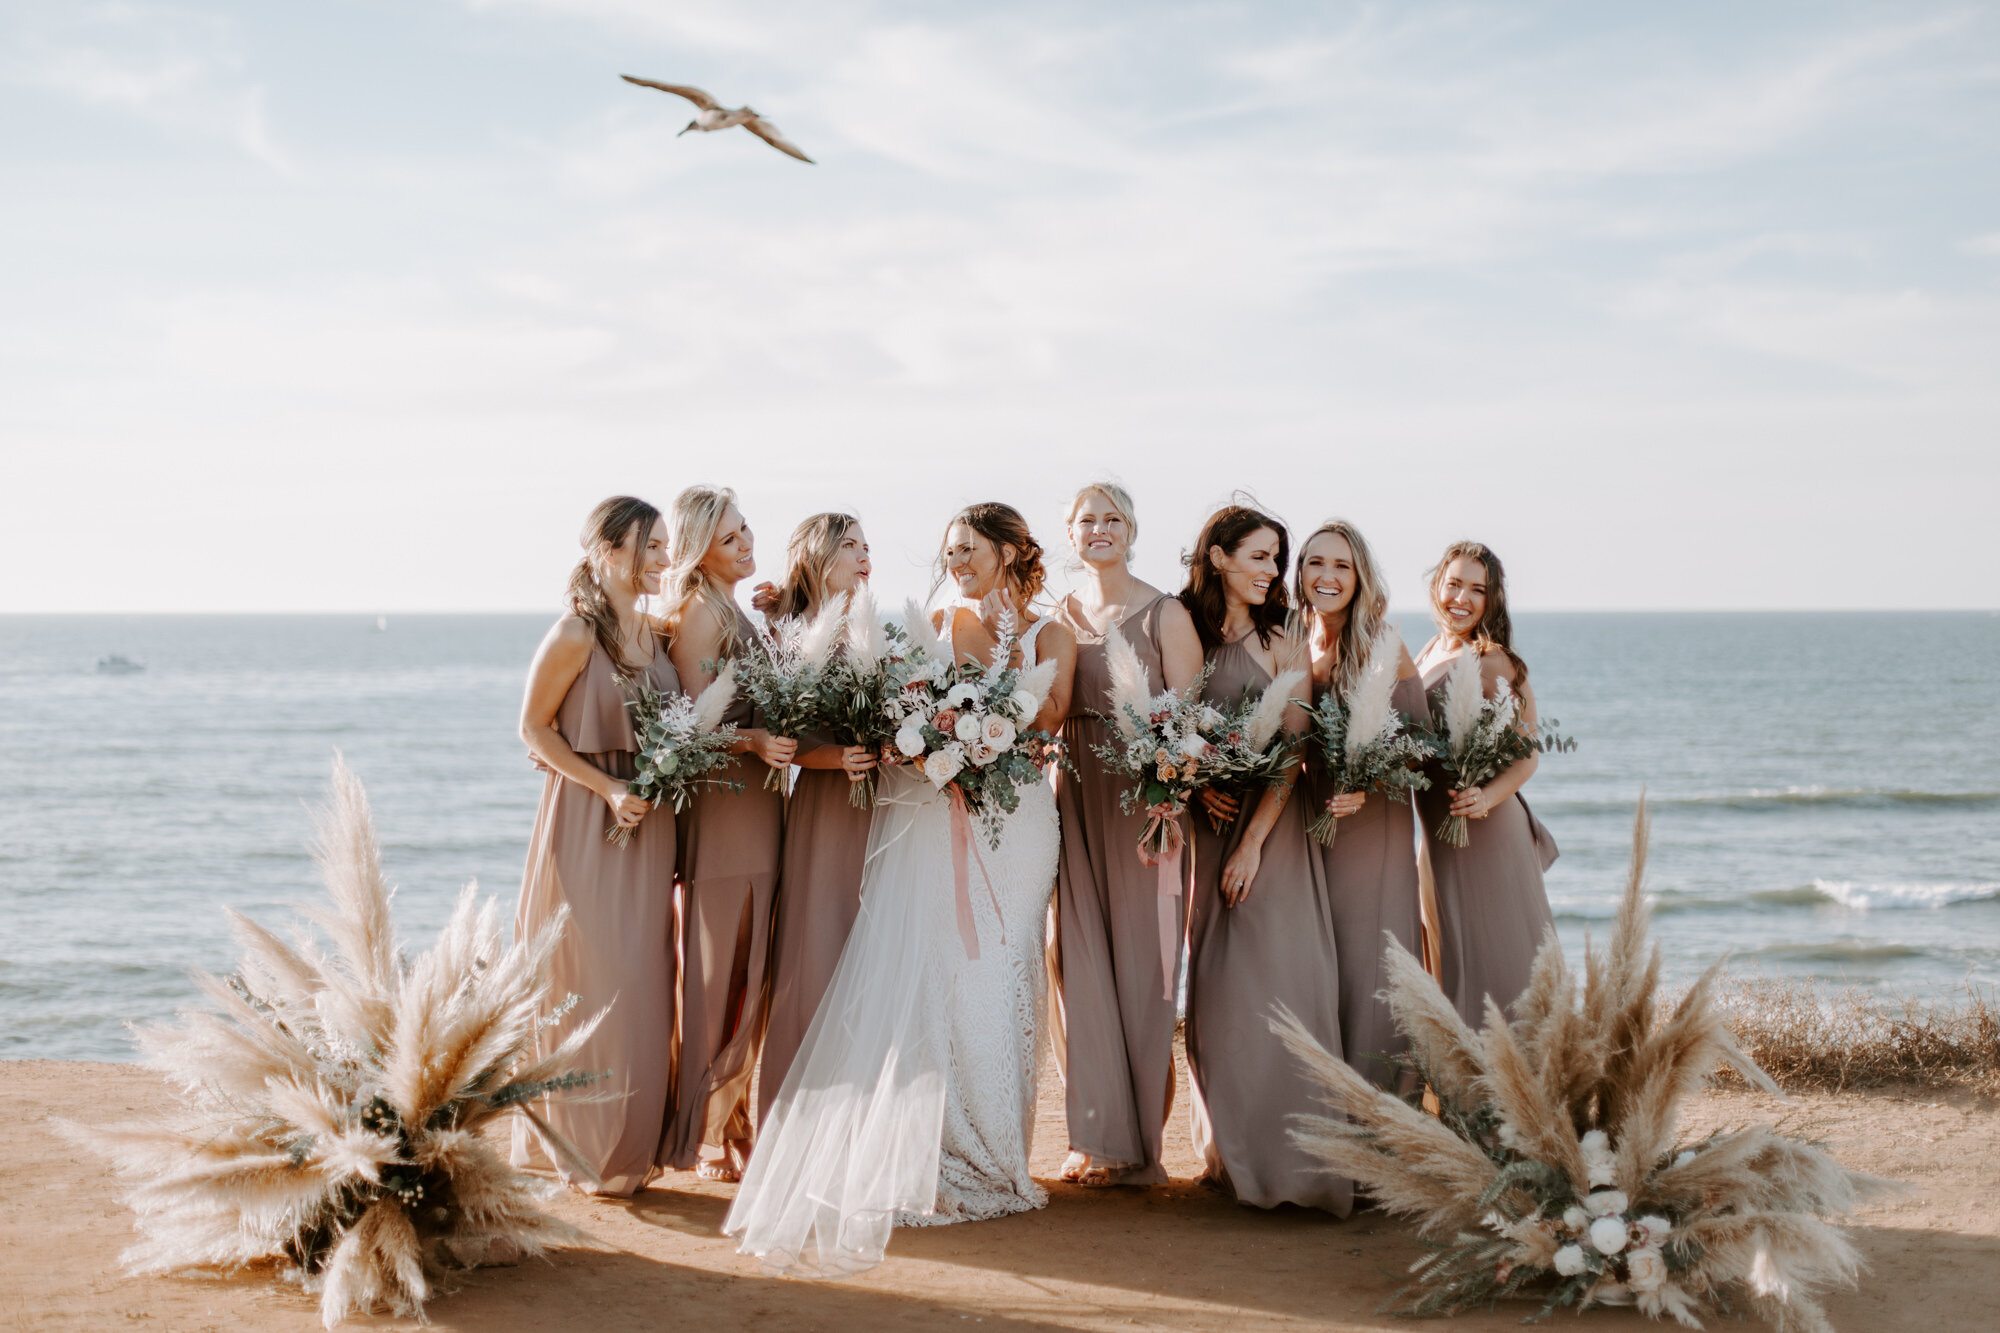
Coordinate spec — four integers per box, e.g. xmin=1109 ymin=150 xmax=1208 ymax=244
xmin=1810 ymin=879 xmax=2000 ymax=911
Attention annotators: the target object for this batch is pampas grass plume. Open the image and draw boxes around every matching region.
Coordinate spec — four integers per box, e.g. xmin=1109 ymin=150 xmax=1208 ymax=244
xmin=691 ymin=661 xmax=738 ymax=733
xmin=1247 ymin=668 xmax=1306 ymax=752
xmin=1341 ymin=628 xmax=1401 ymax=767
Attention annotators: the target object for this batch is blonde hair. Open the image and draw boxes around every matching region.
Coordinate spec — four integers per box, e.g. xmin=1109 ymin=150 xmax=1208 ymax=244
xmin=662 ymin=485 xmax=742 ymax=646
xmin=1065 ymin=481 xmax=1139 ymax=558
xmin=773 ymin=512 xmax=858 ymax=620
xmin=1293 ymin=519 xmax=1389 ymax=696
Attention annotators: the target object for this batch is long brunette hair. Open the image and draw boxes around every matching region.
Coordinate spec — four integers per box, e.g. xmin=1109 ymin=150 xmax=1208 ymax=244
xmin=566 ymin=495 xmax=661 ymax=674
xmin=1178 ymin=503 xmax=1291 ymax=652
xmin=1427 ymin=539 xmax=1528 ymax=688
xmin=935 ymin=502 xmax=1048 ymax=608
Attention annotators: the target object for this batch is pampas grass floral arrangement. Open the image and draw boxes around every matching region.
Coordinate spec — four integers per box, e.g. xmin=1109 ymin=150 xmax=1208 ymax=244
xmin=1274 ymin=801 xmax=1885 ymax=1333
xmin=60 ymin=759 xmax=606 ymax=1328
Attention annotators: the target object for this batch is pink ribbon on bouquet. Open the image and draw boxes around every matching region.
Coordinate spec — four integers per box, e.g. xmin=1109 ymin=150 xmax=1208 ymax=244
xmin=948 ymin=785 xmax=1007 ymax=960
xmin=1136 ymin=803 xmax=1186 ymax=1000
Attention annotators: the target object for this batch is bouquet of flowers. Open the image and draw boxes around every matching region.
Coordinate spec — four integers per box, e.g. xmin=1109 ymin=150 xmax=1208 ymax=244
xmin=1428 ymin=649 xmax=1537 ymax=848
xmin=1191 ymin=661 xmax=1309 ymax=833
xmin=1090 ymin=627 xmax=1221 ymax=861
xmin=881 ymin=602 xmax=1059 ymax=847
xmin=802 ymin=584 xmax=896 ymax=808
xmin=736 ymin=600 xmax=846 ymax=791
xmin=1275 ymin=802 xmax=1879 ymax=1332
xmin=1303 ymin=627 xmax=1433 ymax=845
xmin=612 ymin=664 xmax=742 ymax=844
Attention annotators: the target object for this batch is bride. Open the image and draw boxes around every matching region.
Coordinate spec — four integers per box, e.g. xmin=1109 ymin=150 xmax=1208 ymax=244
xmin=725 ymin=503 xmax=1076 ymax=1277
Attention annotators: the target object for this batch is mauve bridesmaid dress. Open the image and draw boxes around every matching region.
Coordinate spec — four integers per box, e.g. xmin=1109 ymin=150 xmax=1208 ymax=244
xmin=1304 ymin=671 xmax=1429 ymax=1090
xmin=1050 ymin=593 xmax=1187 ymax=1184
xmin=1416 ymin=651 xmax=1560 ymax=1028
xmin=1183 ymin=635 xmax=1352 ymax=1215
xmin=757 ymin=733 xmax=871 ymax=1125
xmin=667 ymin=604 xmax=785 ymax=1169
xmin=511 ymin=636 xmax=678 ymax=1196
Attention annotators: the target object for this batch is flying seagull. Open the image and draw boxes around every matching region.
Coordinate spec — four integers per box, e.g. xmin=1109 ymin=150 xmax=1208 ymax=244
xmin=620 ymin=76 xmax=815 ymax=164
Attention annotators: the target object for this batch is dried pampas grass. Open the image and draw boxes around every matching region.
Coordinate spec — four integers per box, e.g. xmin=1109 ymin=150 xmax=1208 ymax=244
xmin=1275 ymin=800 xmax=1887 ymax=1332
xmin=58 ymin=757 xmax=601 ymax=1328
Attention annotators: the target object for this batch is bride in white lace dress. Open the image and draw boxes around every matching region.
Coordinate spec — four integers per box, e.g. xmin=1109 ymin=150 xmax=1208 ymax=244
xmin=725 ymin=504 xmax=1076 ymax=1278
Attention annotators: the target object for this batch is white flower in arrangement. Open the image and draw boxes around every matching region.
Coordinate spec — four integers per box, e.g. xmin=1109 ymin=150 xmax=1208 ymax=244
xmin=896 ymin=722 xmax=927 ymax=757
xmin=953 ymin=712 xmax=984 ymax=743
xmin=1673 ymin=1149 xmax=1697 ymax=1168
xmin=1553 ymin=1244 xmax=1589 ymax=1277
xmin=1587 ymin=1188 xmax=1630 ymax=1217
xmin=981 ymin=713 xmax=1017 ymax=751
xmin=968 ymin=741 xmax=998 ymax=767
xmin=1636 ymin=1215 xmax=1672 ymax=1245
xmin=1589 ymin=1215 xmax=1630 ymax=1256
xmin=1176 ymin=731 xmax=1208 ymax=758
xmin=922 ymin=745 xmax=965 ymax=788
xmin=1197 ymin=705 xmax=1226 ymax=730
xmin=946 ymin=682 xmax=979 ymax=709
xmin=1497 ymin=1122 xmax=1523 ymax=1151
xmin=1580 ymin=1128 xmax=1618 ymax=1188
xmin=1562 ymin=1204 xmax=1591 ymax=1232
xmin=1626 ymin=1245 xmax=1668 ymax=1293
xmin=1009 ymin=688 xmax=1036 ymax=716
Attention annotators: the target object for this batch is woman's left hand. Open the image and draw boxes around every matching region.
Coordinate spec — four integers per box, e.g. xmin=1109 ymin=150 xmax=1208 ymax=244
xmin=1327 ymin=791 xmax=1367 ymax=819
xmin=1219 ymin=843 xmax=1262 ymax=908
xmin=1449 ymin=785 xmax=1498 ymax=819
xmin=840 ymin=745 xmax=877 ymax=779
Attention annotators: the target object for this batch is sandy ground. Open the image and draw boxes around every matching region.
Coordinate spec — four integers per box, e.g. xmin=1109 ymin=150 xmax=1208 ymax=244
xmin=6 ymin=1053 xmax=1996 ymax=1332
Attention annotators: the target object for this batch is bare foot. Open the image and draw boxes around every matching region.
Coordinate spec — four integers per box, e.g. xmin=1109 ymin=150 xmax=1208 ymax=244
xmin=1059 ymin=1151 xmax=1090 ymax=1182
xmin=695 ymin=1159 xmax=740 ymax=1183
xmin=1077 ymin=1164 xmax=1122 ymax=1188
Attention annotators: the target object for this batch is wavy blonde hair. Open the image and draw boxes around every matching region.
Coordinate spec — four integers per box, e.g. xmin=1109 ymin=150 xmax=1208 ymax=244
xmin=1293 ymin=519 xmax=1389 ymax=696
xmin=772 ymin=511 xmax=859 ymax=621
xmin=662 ymin=485 xmax=743 ymax=648
xmin=1064 ymin=480 xmax=1139 ymax=563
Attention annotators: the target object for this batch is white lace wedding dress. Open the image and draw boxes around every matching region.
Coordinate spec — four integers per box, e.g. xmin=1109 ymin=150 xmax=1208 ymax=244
xmin=724 ymin=616 xmax=1060 ymax=1278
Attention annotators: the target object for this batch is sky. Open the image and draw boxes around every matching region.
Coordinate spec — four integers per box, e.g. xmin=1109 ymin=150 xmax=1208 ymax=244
xmin=2 ymin=0 xmax=1997 ymax=614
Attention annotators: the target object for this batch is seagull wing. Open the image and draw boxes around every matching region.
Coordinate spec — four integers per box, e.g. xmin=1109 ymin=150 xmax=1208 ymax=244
xmin=743 ymin=114 xmax=815 ymax=163
xmin=619 ymin=75 xmax=720 ymax=110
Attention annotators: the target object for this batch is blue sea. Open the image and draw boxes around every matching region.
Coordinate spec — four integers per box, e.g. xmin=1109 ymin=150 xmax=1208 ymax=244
xmin=2 ymin=612 xmax=1996 ymax=1062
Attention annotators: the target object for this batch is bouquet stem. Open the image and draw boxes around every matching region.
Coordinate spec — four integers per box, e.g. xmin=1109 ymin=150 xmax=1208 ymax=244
xmin=1307 ymin=800 xmax=1340 ymax=847
xmin=1434 ymin=812 xmax=1469 ymax=848
xmin=847 ymin=771 xmax=876 ymax=809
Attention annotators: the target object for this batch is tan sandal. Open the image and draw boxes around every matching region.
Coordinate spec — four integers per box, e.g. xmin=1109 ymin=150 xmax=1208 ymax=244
xmin=695 ymin=1159 xmax=741 ymax=1183
xmin=1059 ymin=1150 xmax=1090 ymax=1183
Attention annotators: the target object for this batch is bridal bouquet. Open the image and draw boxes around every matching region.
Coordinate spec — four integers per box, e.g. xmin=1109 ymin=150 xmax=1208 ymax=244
xmin=1303 ymin=628 xmax=1433 ymax=845
xmin=882 ymin=601 xmax=1059 ymax=848
xmin=1429 ymin=650 xmax=1572 ymax=848
xmin=613 ymin=665 xmax=742 ymax=843
xmin=735 ymin=601 xmax=846 ymax=791
xmin=1193 ymin=663 xmax=1309 ymax=832
xmin=802 ymin=584 xmax=896 ymax=808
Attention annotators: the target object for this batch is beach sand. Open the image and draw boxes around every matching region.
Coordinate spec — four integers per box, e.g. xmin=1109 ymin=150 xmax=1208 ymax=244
xmin=7 ymin=1052 xmax=1995 ymax=1332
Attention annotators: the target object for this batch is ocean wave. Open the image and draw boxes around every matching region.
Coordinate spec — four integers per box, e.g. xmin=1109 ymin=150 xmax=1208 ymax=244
xmin=1755 ymin=939 xmax=1927 ymax=964
xmin=1806 ymin=879 xmax=2000 ymax=911
xmin=1541 ymin=788 xmax=2000 ymax=814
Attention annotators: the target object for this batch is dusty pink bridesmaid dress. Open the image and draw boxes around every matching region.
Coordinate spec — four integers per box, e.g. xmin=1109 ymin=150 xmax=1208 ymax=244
xmin=1184 ymin=636 xmax=1352 ymax=1215
xmin=1051 ymin=593 xmax=1187 ymax=1184
xmin=666 ymin=605 xmax=785 ymax=1170
xmin=511 ymin=637 xmax=678 ymax=1196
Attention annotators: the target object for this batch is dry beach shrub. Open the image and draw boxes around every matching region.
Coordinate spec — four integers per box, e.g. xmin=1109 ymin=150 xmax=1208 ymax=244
xmin=1714 ymin=977 xmax=2000 ymax=1093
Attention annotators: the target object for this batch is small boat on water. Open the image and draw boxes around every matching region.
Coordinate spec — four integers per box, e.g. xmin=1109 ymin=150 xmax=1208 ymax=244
xmin=96 ymin=654 xmax=146 ymax=674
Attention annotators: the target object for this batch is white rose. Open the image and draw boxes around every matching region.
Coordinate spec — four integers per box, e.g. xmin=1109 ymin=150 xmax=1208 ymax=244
xmin=1625 ymin=1245 xmax=1667 ymax=1293
xmin=968 ymin=741 xmax=998 ymax=767
xmin=1587 ymin=1189 xmax=1629 ymax=1218
xmin=1008 ymin=688 xmax=1036 ymax=716
xmin=1553 ymin=1244 xmax=1588 ymax=1277
xmin=954 ymin=712 xmax=984 ymax=743
xmin=1636 ymin=1215 xmax=1672 ymax=1246
xmin=1588 ymin=1216 xmax=1628 ymax=1256
xmin=1562 ymin=1205 xmax=1591 ymax=1232
xmin=896 ymin=722 xmax=927 ymax=757
xmin=1177 ymin=732 xmax=1209 ymax=758
xmin=981 ymin=713 xmax=1017 ymax=751
xmin=921 ymin=746 xmax=964 ymax=787
xmin=946 ymin=682 xmax=979 ymax=709
xmin=1197 ymin=705 xmax=1225 ymax=729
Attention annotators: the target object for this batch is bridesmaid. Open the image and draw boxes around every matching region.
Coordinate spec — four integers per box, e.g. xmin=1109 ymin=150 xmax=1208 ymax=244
xmin=1296 ymin=520 xmax=1424 ymax=1091
xmin=662 ymin=486 xmax=793 ymax=1182
xmin=755 ymin=513 xmax=879 ymax=1126
xmin=1179 ymin=503 xmax=1350 ymax=1215
xmin=512 ymin=496 xmax=678 ymax=1196
xmin=1050 ymin=482 xmax=1203 ymax=1187
xmin=1412 ymin=540 xmax=1559 ymax=1028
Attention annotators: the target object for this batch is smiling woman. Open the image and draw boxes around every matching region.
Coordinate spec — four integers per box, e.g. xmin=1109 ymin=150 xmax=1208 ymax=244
xmin=510 ymin=495 xmax=680 ymax=1197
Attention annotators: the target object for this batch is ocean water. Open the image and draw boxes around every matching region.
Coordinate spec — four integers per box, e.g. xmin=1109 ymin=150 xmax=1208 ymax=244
xmin=2 ymin=612 xmax=1996 ymax=1062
